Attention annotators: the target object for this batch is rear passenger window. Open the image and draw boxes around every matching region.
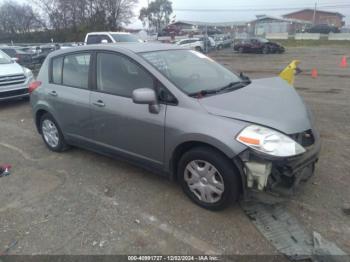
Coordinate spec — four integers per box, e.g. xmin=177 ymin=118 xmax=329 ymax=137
xmin=96 ymin=52 xmax=154 ymax=97
xmin=52 ymin=57 xmax=63 ymax=84
xmin=62 ymin=53 xmax=90 ymax=89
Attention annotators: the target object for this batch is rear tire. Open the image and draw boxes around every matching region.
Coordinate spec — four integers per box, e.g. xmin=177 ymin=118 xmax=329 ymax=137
xmin=178 ymin=147 xmax=240 ymax=211
xmin=40 ymin=113 xmax=69 ymax=152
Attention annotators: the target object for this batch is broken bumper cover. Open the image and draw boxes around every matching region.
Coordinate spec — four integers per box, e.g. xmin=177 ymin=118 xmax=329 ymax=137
xmin=236 ymin=130 xmax=321 ymax=203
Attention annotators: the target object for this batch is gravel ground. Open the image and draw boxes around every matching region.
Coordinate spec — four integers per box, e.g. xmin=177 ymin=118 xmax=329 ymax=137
xmin=0 ymin=46 xmax=349 ymax=256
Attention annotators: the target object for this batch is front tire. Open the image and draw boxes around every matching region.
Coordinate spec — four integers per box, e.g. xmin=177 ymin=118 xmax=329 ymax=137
xmin=40 ymin=113 xmax=69 ymax=152
xmin=178 ymin=147 xmax=240 ymax=211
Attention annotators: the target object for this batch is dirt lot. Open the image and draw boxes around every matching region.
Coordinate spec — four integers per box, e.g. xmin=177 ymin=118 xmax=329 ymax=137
xmin=0 ymin=46 xmax=349 ymax=255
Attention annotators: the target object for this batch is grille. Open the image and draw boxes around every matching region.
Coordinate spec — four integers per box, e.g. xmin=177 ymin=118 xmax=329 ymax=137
xmin=289 ymin=130 xmax=315 ymax=147
xmin=0 ymin=74 xmax=26 ymax=87
xmin=0 ymin=88 xmax=28 ymax=98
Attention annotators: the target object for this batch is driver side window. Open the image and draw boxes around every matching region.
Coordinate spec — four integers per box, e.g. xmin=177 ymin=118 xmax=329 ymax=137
xmin=96 ymin=52 xmax=154 ymax=97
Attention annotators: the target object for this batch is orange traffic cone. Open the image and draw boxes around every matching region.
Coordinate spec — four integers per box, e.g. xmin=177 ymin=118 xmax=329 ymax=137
xmin=340 ymin=56 xmax=348 ymax=68
xmin=311 ymin=68 xmax=318 ymax=79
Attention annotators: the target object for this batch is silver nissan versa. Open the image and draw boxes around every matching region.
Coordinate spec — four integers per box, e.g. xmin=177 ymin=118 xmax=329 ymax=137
xmin=30 ymin=43 xmax=320 ymax=210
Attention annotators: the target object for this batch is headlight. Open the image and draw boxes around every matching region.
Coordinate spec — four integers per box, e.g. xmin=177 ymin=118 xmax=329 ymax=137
xmin=23 ymin=67 xmax=33 ymax=78
xmin=236 ymin=125 xmax=305 ymax=157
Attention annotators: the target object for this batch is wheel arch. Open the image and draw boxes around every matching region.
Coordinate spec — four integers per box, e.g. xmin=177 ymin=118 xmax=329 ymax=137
xmin=169 ymin=140 xmax=244 ymax=193
xmin=34 ymin=105 xmax=59 ymax=134
xmin=35 ymin=108 xmax=49 ymax=134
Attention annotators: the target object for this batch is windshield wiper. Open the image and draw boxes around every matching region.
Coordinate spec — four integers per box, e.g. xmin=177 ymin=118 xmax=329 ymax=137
xmin=189 ymin=81 xmax=249 ymax=98
xmin=217 ymin=81 xmax=248 ymax=93
xmin=189 ymin=89 xmax=219 ymax=97
xmin=189 ymin=73 xmax=251 ymax=98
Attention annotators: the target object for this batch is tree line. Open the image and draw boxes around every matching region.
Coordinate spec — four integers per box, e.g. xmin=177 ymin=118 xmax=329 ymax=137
xmin=0 ymin=0 xmax=173 ymax=43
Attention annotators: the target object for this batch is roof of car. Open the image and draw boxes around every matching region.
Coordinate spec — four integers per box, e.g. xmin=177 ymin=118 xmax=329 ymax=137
xmin=49 ymin=42 xmax=184 ymax=57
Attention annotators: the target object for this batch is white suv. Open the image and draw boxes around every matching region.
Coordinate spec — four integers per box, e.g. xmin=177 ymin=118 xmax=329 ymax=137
xmin=85 ymin=32 xmax=142 ymax=45
xmin=176 ymin=38 xmax=204 ymax=52
xmin=0 ymin=50 xmax=33 ymax=101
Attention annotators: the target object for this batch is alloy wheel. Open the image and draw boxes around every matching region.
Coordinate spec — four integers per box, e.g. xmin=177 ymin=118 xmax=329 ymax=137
xmin=42 ymin=119 xmax=59 ymax=148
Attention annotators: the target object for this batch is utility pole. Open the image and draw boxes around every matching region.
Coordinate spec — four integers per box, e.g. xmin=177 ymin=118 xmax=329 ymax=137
xmin=312 ymin=1 xmax=317 ymax=25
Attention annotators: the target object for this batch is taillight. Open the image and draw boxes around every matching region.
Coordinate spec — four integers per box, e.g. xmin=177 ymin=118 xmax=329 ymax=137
xmin=28 ymin=81 xmax=42 ymax=94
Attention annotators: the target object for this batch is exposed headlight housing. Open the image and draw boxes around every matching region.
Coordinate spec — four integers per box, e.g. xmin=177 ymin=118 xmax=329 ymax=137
xmin=236 ymin=125 xmax=305 ymax=157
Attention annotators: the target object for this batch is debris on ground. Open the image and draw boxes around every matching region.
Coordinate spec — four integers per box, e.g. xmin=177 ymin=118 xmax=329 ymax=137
xmin=313 ymin=231 xmax=347 ymax=261
xmin=0 ymin=164 xmax=11 ymax=177
xmin=0 ymin=240 xmax=18 ymax=255
xmin=241 ymin=202 xmax=348 ymax=261
xmin=134 ymin=219 xmax=140 ymax=224
xmin=342 ymin=203 xmax=350 ymax=216
xmin=99 ymin=240 xmax=107 ymax=248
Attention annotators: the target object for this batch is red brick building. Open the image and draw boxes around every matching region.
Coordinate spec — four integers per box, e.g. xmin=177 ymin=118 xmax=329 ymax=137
xmin=283 ymin=9 xmax=345 ymax=28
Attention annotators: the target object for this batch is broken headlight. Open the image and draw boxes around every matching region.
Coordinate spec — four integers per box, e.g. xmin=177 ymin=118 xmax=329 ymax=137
xmin=236 ymin=125 xmax=305 ymax=157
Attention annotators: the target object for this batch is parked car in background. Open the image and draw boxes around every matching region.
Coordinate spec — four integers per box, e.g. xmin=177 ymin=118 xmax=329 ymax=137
xmin=214 ymin=34 xmax=233 ymax=49
xmin=306 ymin=24 xmax=340 ymax=34
xmin=233 ymin=38 xmax=285 ymax=54
xmin=59 ymin=43 xmax=78 ymax=49
xmin=30 ymin=43 xmax=320 ymax=210
xmin=176 ymin=38 xmax=205 ymax=52
xmin=32 ymin=45 xmax=57 ymax=65
xmin=85 ymin=32 xmax=143 ymax=45
xmin=0 ymin=46 xmax=34 ymax=67
xmin=0 ymin=50 xmax=34 ymax=101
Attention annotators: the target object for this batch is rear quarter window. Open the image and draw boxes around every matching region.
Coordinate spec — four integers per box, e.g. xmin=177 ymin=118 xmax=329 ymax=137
xmin=51 ymin=57 xmax=63 ymax=84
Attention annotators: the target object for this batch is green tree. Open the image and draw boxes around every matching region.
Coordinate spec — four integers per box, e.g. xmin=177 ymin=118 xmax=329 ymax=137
xmin=139 ymin=0 xmax=172 ymax=33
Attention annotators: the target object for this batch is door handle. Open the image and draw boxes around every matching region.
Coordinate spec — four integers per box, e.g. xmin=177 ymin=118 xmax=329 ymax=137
xmin=49 ymin=90 xmax=57 ymax=97
xmin=93 ymin=100 xmax=105 ymax=107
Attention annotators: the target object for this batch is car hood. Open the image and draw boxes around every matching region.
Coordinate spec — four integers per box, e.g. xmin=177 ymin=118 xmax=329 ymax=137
xmin=198 ymin=77 xmax=312 ymax=134
xmin=0 ymin=62 xmax=24 ymax=76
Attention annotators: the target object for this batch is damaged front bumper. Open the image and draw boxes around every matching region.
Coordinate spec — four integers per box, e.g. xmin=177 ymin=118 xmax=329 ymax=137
xmin=235 ymin=130 xmax=321 ymax=203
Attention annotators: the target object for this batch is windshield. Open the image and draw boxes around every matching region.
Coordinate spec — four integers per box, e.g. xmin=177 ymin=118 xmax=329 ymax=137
xmin=111 ymin=34 xmax=140 ymax=42
xmin=141 ymin=50 xmax=241 ymax=95
xmin=0 ymin=50 xmax=12 ymax=64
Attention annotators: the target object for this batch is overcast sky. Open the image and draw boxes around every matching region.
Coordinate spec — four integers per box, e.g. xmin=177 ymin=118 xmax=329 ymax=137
xmin=2 ymin=0 xmax=350 ymax=28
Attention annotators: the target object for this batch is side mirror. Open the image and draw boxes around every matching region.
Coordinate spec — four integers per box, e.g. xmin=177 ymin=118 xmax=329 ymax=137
xmin=101 ymin=39 xmax=108 ymax=44
xmin=11 ymin=57 xmax=18 ymax=62
xmin=132 ymin=88 xmax=160 ymax=114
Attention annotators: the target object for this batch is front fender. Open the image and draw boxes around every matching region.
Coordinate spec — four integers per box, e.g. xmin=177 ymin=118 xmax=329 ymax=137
xmin=164 ymin=106 xmax=248 ymax=172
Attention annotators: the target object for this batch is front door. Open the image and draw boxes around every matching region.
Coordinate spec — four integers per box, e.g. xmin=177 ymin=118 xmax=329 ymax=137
xmin=90 ymin=52 xmax=166 ymax=167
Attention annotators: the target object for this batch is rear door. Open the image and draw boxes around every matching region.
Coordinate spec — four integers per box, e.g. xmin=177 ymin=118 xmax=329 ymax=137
xmin=47 ymin=52 xmax=93 ymax=141
xmin=90 ymin=51 xmax=166 ymax=167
